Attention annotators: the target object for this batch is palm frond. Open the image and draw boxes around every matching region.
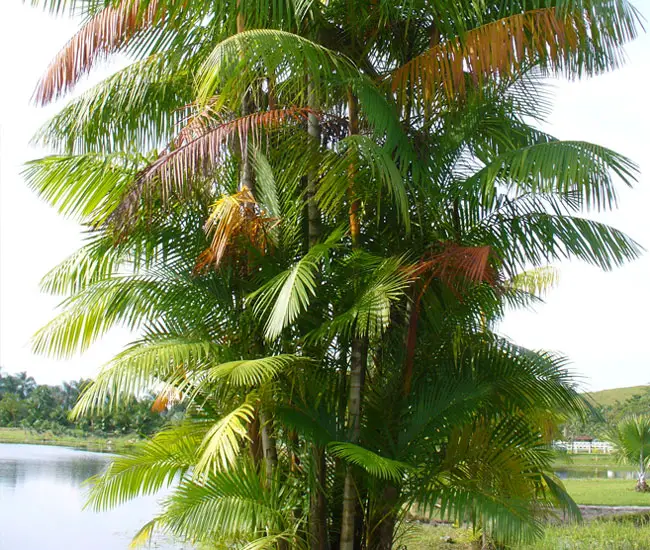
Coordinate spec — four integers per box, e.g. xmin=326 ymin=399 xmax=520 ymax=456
xmin=157 ymin=462 xmax=298 ymax=543
xmin=34 ymin=54 xmax=195 ymax=154
xmin=507 ymin=267 xmax=560 ymax=297
xmin=468 ymin=140 xmax=639 ymax=212
xmin=391 ymin=5 xmax=640 ymax=104
xmin=23 ymin=152 xmax=144 ymax=224
xmin=110 ymin=108 xmax=313 ymax=228
xmin=71 ymin=337 xmax=218 ymax=417
xmin=194 ymin=394 xmax=258 ymax=476
xmin=328 ymin=442 xmax=409 ymax=482
xmin=34 ymin=0 xmax=163 ymax=105
xmin=204 ymin=354 xmax=306 ymax=387
xmin=198 ymin=29 xmax=355 ymax=106
xmin=251 ymin=228 xmax=344 ymax=339
xmin=86 ymin=422 xmax=204 ymax=512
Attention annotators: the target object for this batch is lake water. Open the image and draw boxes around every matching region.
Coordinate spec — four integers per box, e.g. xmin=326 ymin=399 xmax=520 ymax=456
xmin=555 ymin=468 xmax=638 ymax=480
xmin=0 ymin=443 xmax=184 ymax=549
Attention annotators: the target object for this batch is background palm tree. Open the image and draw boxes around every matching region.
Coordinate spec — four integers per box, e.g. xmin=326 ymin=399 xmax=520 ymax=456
xmin=607 ymin=415 xmax=650 ymax=492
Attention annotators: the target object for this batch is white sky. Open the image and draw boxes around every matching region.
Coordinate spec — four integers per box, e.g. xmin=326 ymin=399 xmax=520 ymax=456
xmin=0 ymin=1 xmax=649 ymax=390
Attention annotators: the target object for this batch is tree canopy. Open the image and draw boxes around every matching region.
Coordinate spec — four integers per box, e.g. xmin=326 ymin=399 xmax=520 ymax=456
xmin=26 ymin=0 xmax=643 ymax=548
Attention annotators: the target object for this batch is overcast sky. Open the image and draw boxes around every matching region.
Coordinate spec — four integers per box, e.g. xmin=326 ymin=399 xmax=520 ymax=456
xmin=0 ymin=1 xmax=648 ymax=390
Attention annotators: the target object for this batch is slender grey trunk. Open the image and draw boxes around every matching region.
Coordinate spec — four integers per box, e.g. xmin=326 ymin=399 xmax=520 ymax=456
xmin=259 ymin=409 xmax=278 ymax=487
xmin=305 ymin=82 xmax=329 ymax=550
xmin=307 ymin=85 xmax=321 ymax=248
xmin=340 ymin=339 xmax=366 ymax=550
xmin=340 ymin=89 xmax=365 ymax=550
xmin=310 ymin=445 xmax=330 ymax=550
xmin=236 ymin=2 xmax=254 ymax=197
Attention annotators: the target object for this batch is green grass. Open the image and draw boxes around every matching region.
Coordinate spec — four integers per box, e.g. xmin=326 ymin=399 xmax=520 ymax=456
xmin=0 ymin=427 xmax=140 ymax=453
xmin=563 ymin=479 xmax=650 ymax=506
xmin=553 ymin=452 xmax=630 ymax=472
xmin=586 ymin=385 xmax=649 ymax=408
xmin=408 ymin=514 xmax=650 ymax=549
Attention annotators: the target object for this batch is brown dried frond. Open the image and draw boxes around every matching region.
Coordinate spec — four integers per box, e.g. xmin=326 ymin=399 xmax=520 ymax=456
xmin=151 ymin=385 xmax=182 ymax=413
xmin=414 ymin=244 xmax=499 ymax=289
xmin=110 ymin=107 xmax=315 ymax=230
xmin=174 ymin=97 xmax=228 ymax=147
xmin=194 ymin=186 xmax=278 ymax=273
xmin=34 ymin=0 xmax=163 ymax=105
xmin=403 ymin=244 xmax=500 ymax=396
xmin=391 ymin=8 xmax=613 ymax=104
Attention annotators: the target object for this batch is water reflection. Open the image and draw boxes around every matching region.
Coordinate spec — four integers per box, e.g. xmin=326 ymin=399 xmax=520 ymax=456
xmin=0 ymin=444 xmax=107 ymax=490
xmin=0 ymin=443 xmax=183 ymax=550
xmin=555 ymin=468 xmax=638 ymax=480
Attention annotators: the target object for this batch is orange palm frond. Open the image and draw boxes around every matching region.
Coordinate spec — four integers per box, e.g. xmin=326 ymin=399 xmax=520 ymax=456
xmin=174 ymin=98 xmax=228 ymax=147
xmin=414 ymin=244 xmax=498 ymax=288
xmin=403 ymin=244 xmax=498 ymax=395
xmin=110 ymin=107 xmax=315 ymax=227
xmin=195 ymin=187 xmax=278 ymax=272
xmin=34 ymin=0 xmax=163 ymax=105
xmin=390 ymin=7 xmax=629 ymax=104
xmin=151 ymin=385 xmax=181 ymax=412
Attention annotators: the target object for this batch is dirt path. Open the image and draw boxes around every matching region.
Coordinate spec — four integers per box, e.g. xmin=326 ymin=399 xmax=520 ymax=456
xmin=579 ymin=505 xmax=650 ymax=521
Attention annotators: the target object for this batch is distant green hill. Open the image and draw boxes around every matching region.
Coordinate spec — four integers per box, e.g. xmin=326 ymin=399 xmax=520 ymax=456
xmin=586 ymin=385 xmax=649 ymax=408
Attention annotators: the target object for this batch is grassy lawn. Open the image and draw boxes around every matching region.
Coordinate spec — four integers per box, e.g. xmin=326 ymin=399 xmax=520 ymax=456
xmin=407 ymin=515 xmax=650 ymax=549
xmin=0 ymin=427 xmax=140 ymax=453
xmin=563 ymin=479 xmax=650 ymax=506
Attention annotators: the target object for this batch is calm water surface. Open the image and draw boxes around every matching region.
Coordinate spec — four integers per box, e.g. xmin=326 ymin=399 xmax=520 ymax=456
xmin=0 ymin=443 xmax=184 ymax=550
xmin=555 ymin=468 xmax=638 ymax=480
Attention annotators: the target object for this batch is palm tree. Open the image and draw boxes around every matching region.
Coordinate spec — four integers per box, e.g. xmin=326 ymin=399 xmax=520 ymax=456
xmin=607 ymin=416 xmax=650 ymax=492
xmin=27 ymin=0 xmax=643 ymax=548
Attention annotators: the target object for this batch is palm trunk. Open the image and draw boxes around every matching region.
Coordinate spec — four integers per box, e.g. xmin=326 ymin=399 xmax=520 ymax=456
xmin=248 ymin=411 xmax=263 ymax=467
xmin=259 ymin=409 xmax=278 ymax=487
xmin=339 ymin=89 xmax=365 ymax=550
xmin=307 ymin=86 xmax=321 ymax=248
xmin=305 ymin=82 xmax=329 ymax=550
xmin=236 ymin=0 xmax=254 ymax=196
xmin=369 ymin=485 xmax=399 ymax=550
xmin=310 ymin=445 xmax=330 ymax=550
xmin=638 ymin=448 xmax=648 ymax=492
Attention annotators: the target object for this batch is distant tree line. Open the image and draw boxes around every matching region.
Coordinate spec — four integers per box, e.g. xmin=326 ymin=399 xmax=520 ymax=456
xmin=0 ymin=368 xmax=167 ymax=436
xmin=563 ymin=387 xmax=650 ymax=440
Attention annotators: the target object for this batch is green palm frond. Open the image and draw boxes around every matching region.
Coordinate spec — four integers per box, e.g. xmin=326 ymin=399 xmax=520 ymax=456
xmin=312 ymin=255 xmax=413 ymax=341
xmin=23 ymin=152 xmax=145 ymax=224
xmin=32 ymin=276 xmax=170 ymax=357
xmin=203 ymin=355 xmax=307 ymax=388
xmin=158 ymin=461 xmax=299 ymax=543
xmin=541 ymin=473 xmax=582 ymax=523
xmin=86 ymin=422 xmax=205 ymax=512
xmin=71 ymin=337 xmax=219 ymax=418
xmin=251 ymin=228 xmax=344 ymax=339
xmin=34 ymin=54 xmax=195 ymax=154
xmin=507 ymin=267 xmax=560 ymax=297
xmin=328 ymin=442 xmax=409 ymax=482
xmin=39 ymin=233 xmax=125 ymax=296
xmin=607 ymin=415 xmax=650 ymax=468
xmin=194 ymin=394 xmax=258 ymax=476
xmin=468 ymin=140 xmax=638 ymax=212
xmin=483 ymin=211 xmax=642 ymax=271
xmin=198 ymin=29 xmax=356 ymax=106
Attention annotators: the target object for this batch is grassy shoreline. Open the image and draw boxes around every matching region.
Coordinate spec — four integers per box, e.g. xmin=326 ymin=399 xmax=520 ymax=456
xmin=409 ymin=514 xmax=650 ymax=549
xmin=0 ymin=427 xmax=141 ymax=453
xmin=552 ymin=452 xmax=631 ymax=472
